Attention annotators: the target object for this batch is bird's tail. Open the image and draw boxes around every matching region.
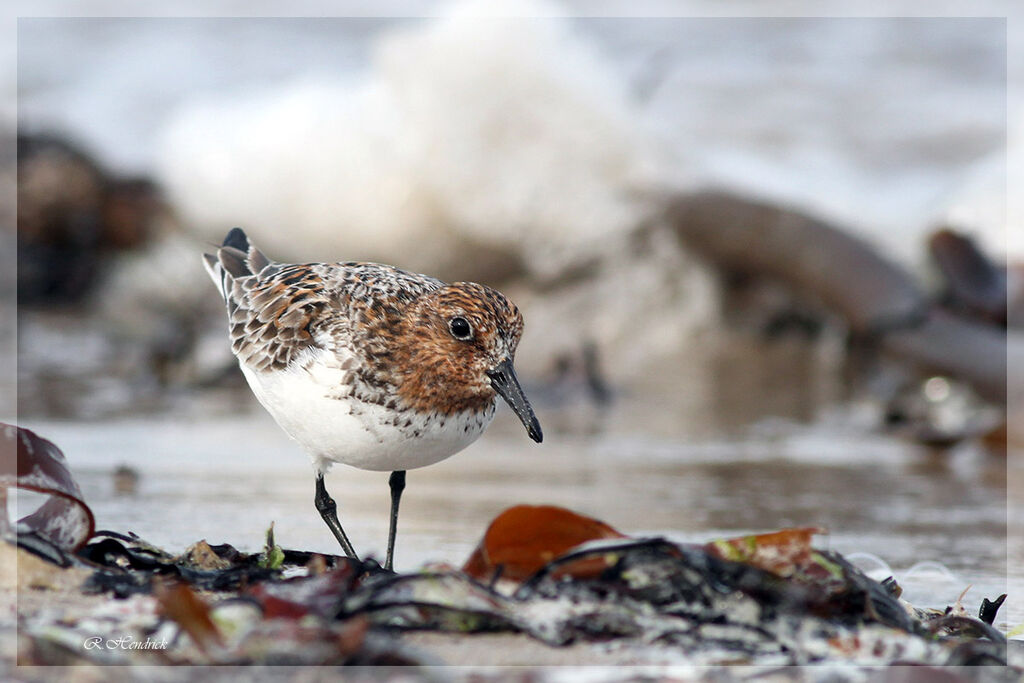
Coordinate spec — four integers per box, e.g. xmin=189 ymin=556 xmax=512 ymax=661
xmin=202 ymin=227 xmax=273 ymax=302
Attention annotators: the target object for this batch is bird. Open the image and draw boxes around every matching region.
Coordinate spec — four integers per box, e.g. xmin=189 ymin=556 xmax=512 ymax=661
xmin=203 ymin=228 xmax=542 ymax=570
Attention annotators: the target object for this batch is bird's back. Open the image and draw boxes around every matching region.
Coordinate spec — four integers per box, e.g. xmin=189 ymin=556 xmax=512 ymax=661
xmin=203 ymin=228 xmax=443 ymax=373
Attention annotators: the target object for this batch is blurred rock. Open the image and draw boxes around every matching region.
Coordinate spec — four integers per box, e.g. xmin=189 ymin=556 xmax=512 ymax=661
xmin=929 ymin=228 xmax=1007 ymax=327
xmin=112 ymin=465 xmax=139 ymax=495
xmin=1008 ymin=263 xmax=1024 ymax=328
xmin=17 ymin=133 xmax=162 ymax=305
xmin=15 ymin=142 xmax=239 ymax=418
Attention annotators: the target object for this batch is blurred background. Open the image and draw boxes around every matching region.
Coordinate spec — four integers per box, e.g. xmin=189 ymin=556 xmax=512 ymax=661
xmin=5 ymin=1 xmax=1022 ymax=633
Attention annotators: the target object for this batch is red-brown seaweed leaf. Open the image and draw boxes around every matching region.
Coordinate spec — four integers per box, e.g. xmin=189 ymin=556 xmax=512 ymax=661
xmin=462 ymin=504 xmax=625 ymax=583
xmin=154 ymin=578 xmax=224 ymax=654
xmin=1 ymin=423 xmax=95 ymax=552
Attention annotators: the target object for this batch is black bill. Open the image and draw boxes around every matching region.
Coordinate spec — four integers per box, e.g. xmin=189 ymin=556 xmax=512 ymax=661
xmin=486 ymin=358 xmax=543 ymax=443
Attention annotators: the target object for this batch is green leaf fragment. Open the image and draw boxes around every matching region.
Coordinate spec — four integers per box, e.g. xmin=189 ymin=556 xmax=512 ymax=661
xmin=711 ymin=539 xmax=746 ymax=562
xmin=808 ymin=551 xmax=845 ymax=580
xmin=258 ymin=521 xmax=284 ymax=570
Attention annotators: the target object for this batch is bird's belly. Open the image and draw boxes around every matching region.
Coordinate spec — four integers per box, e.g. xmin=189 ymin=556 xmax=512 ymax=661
xmin=240 ymin=364 xmax=495 ymax=472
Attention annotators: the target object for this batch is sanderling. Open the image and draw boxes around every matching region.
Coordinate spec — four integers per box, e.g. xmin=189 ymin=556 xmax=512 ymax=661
xmin=203 ymin=228 xmax=542 ymax=569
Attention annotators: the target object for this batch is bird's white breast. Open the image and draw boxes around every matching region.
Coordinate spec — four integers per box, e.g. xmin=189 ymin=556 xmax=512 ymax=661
xmin=239 ymin=350 xmax=495 ymax=474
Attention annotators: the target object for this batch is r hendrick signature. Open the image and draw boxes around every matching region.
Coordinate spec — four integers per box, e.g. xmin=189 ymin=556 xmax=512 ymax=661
xmin=83 ymin=635 xmax=168 ymax=651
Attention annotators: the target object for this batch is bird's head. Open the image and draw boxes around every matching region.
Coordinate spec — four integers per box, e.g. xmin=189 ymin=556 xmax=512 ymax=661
xmin=393 ymin=282 xmax=542 ymax=443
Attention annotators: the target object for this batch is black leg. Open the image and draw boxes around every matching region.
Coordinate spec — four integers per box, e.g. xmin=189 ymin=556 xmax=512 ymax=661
xmin=314 ymin=474 xmax=358 ymax=559
xmin=385 ymin=470 xmax=406 ymax=571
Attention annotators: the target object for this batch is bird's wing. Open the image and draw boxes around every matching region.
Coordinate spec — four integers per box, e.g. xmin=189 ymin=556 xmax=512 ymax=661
xmin=204 ymin=229 xmax=443 ymax=373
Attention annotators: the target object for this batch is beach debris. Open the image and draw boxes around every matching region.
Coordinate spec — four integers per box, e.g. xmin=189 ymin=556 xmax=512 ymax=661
xmin=338 ymin=534 xmax=1005 ymax=666
xmin=1 ymin=423 xmax=95 ymax=559
xmin=704 ymin=526 xmax=824 ymax=577
xmin=180 ymin=540 xmax=232 ymax=572
xmin=6 ymin=430 xmax=1010 ymax=667
xmin=257 ymin=522 xmax=284 ymax=570
xmin=245 ymin=561 xmax=364 ymax=621
xmin=14 ymin=512 xmax=1009 ymax=667
xmin=153 ymin=577 xmax=223 ymax=654
xmin=78 ymin=530 xmax=326 ymax=597
xmin=462 ymin=504 xmax=625 ymax=583
xmin=979 ymin=593 xmax=1007 ymax=625
xmin=65 ymin=505 xmax=1007 ymax=666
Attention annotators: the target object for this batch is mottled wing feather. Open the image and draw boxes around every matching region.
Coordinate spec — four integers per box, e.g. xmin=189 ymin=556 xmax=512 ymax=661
xmin=204 ymin=230 xmax=444 ymax=375
xmin=226 ymin=266 xmax=318 ymax=370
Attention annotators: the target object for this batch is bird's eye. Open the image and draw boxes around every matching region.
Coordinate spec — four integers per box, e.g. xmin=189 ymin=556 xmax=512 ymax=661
xmin=448 ymin=316 xmax=472 ymax=340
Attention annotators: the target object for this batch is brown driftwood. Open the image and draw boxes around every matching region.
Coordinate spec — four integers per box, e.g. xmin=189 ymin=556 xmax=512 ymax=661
xmin=663 ymin=190 xmax=1009 ymax=404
